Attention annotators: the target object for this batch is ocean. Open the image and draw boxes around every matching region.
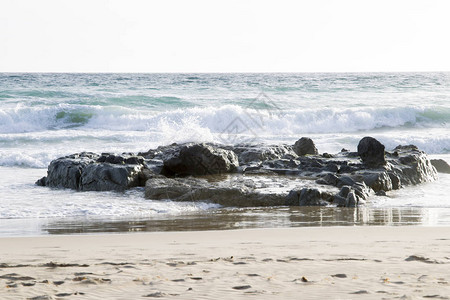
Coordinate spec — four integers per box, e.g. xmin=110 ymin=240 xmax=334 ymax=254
xmin=1 ymin=72 xmax=449 ymax=236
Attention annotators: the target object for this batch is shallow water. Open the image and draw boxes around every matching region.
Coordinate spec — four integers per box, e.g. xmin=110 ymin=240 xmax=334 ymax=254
xmin=2 ymin=205 xmax=450 ymax=236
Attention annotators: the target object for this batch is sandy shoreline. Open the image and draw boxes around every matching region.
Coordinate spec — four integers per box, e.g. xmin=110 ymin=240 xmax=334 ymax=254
xmin=1 ymin=226 xmax=449 ymax=299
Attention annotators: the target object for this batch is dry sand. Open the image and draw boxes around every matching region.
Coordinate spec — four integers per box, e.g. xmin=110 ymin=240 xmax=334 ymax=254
xmin=0 ymin=226 xmax=449 ymax=300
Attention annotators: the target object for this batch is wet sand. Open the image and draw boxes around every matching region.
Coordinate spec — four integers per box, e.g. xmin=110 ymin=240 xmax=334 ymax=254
xmin=3 ymin=205 xmax=450 ymax=236
xmin=1 ymin=226 xmax=449 ymax=299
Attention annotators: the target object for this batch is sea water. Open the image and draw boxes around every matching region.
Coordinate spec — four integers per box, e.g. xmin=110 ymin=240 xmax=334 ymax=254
xmin=0 ymin=73 xmax=449 ymax=236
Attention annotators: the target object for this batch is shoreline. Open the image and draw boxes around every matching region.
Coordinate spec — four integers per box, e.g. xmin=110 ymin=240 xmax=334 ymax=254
xmin=1 ymin=226 xmax=449 ymax=299
xmin=3 ymin=204 xmax=450 ymax=237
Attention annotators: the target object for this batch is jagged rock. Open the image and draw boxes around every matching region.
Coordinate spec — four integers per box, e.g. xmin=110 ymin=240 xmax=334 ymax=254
xmin=293 ymin=137 xmax=318 ymax=156
xmin=232 ymin=144 xmax=297 ymax=164
xmin=37 ymin=139 xmax=439 ymax=208
xmin=36 ymin=152 xmax=147 ymax=191
xmin=430 ymin=159 xmax=450 ymax=174
xmin=387 ymin=171 xmax=401 ymax=190
xmin=393 ymin=146 xmax=438 ymax=185
xmin=361 ymin=171 xmax=393 ymax=192
xmin=316 ymin=173 xmax=339 ymax=186
xmin=161 ymin=143 xmax=239 ymax=176
xmin=39 ymin=152 xmax=99 ymax=189
xmin=357 ymin=137 xmax=386 ymax=167
xmin=285 ymin=188 xmax=333 ymax=206
xmin=333 ymin=184 xmax=370 ymax=207
xmin=352 ymin=182 xmax=372 ymax=200
xmin=80 ymin=164 xmax=144 ymax=191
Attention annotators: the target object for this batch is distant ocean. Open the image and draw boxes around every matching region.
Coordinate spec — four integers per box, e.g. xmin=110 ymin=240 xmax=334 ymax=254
xmin=1 ymin=73 xmax=449 ymax=235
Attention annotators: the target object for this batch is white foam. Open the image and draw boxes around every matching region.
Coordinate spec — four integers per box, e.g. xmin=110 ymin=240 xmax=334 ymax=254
xmin=0 ymin=167 xmax=221 ymax=219
xmin=1 ymin=104 xmax=448 ymax=134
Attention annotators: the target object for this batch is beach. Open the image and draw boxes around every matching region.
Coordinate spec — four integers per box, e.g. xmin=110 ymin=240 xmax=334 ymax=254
xmin=1 ymin=73 xmax=450 ymax=299
xmin=1 ymin=226 xmax=449 ymax=299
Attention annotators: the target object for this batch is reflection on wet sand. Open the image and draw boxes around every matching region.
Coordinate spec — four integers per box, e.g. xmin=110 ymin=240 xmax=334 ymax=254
xmin=42 ymin=206 xmax=450 ymax=235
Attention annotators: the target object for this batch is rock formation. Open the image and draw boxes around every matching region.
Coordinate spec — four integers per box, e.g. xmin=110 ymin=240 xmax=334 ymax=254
xmin=37 ymin=137 xmax=440 ymax=208
xmin=357 ymin=136 xmax=386 ymax=167
xmin=293 ymin=137 xmax=318 ymax=156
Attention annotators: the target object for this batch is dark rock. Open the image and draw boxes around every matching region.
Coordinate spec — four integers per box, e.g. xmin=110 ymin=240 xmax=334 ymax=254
xmin=316 ymin=173 xmax=339 ymax=186
xmin=325 ymin=163 xmax=339 ymax=173
xmin=337 ymin=176 xmax=356 ymax=188
xmin=333 ymin=195 xmax=348 ymax=207
xmin=338 ymin=186 xmax=351 ymax=198
xmin=38 ymin=152 xmax=147 ymax=191
xmin=80 ymin=164 xmax=143 ymax=191
xmin=376 ymin=190 xmax=386 ymax=196
xmin=346 ymin=191 xmax=358 ymax=207
xmin=395 ymin=144 xmax=419 ymax=151
xmin=285 ymin=188 xmax=332 ymax=206
xmin=145 ymin=176 xmax=286 ymax=207
xmin=43 ymin=152 xmax=97 ymax=190
xmin=35 ymin=176 xmax=47 ymax=186
xmin=38 ymin=139 xmax=439 ymax=208
xmin=293 ymin=137 xmax=318 ymax=156
xmin=232 ymin=144 xmax=297 ymax=164
xmin=430 ymin=159 xmax=450 ymax=174
xmin=357 ymin=137 xmax=386 ymax=167
xmin=352 ymin=182 xmax=372 ymax=200
xmin=161 ymin=143 xmax=239 ymax=176
xmin=392 ymin=149 xmax=438 ymax=185
xmin=387 ymin=171 xmax=401 ymax=190
xmin=361 ymin=171 xmax=392 ymax=192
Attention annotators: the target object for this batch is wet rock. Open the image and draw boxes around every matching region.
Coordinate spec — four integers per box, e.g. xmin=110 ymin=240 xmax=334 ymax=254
xmin=161 ymin=143 xmax=239 ymax=176
xmin=80 ymin=163 xmax=144 ymax=191
xmin=232 ymin=144 xmax=297 ymax=164
xmin=333 ymin=184 xmax=370 ymax=207
xmin=38 ymin=139 xmax=439 ymax=208
xmin=145 ymin=176 xmax=286 ymax=207
xmin=361 ymin=171 xmax=392 ymax=192
xmin=333 ymin=195 xmax=348 ymax=207
xmin=346 ymin=191 xmax=358 ymax=207
xmin=285 ymin=188 xmax=333 ymax=206
xmin=293 ymin=137 xmax=318 ymax=156
xmin=337 ymin=176 xmax=357 ymax=188
xmin=37 ymin=152 xmax=147 ymax=191
xmin=357 ymin=137 xmax=386 ymax=167
xmin=376 ymin=190 xmax=387 ymax=196
xmin=393 ymin=146 xmax=438 ymax=185
xmin=316 ymin=173 xmax=339 ymax=186
xmin=387 ymin=171 xmax=401 ymax=190
xmin=352 ymin=182 xmax=372 ymax=200
xmin=39 ymin=152 xmax=99 ymax=189
xmin=430 ymin=159 xmax=450 ymax=174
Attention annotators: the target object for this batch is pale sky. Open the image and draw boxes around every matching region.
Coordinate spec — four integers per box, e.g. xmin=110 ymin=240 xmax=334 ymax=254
xmin=0 ymin=0 xmax=449 ymax=72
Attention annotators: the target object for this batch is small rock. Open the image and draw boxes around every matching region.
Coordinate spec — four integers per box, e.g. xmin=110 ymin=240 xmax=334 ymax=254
xmin=357 ymin=137 xmax=386 ymax=167
xmin=431 ymin=159 xmax=450 ymax=174
xmin=376 ymin=190 xmax=386 ymax=196
xmin=162 ymin=143 xmax=239 ymax=176
xmin=331 ymin=273 xmax=347 ymax=278
xmin=293 ymin=137 xmax=318 ymax=156
xmin=232 ymin=285 xmax=252 ymax=290
xmin=143 ymin=292 xmax=166 ymax=298
xmin=350 ymin=290 xmax=369 ymax=294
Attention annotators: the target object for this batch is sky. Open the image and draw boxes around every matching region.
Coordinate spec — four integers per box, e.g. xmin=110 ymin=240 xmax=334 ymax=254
xmin=0 ymin=0 xmax=449 ymax=73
